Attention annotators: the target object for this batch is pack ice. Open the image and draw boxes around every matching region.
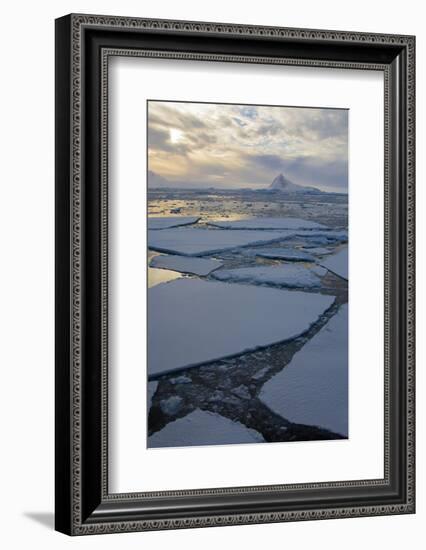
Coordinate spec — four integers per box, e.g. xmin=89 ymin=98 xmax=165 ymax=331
xmin=259 ymin=304 xmax=348 ymax=436
xmin=150 ymin=254 xmax=223 ymax=276
xmin=295 ymin=229 xmax=348 ymax=243
xmin=148 ymin=227 xmax=296 ymax=256
xmin=319 ymin=247 xmax=348 ymax=280
xmin=148 ymin=409 xmax=264 ymax=448
xmin=208 ymin=217 xmax=326 ymax=230
xmin=212 ymin=264 xmax=323 ymax=288
xmin=147 ymin=381 xmax=158 ymax=410
xmin=148 ymin=216 xmax=200 ymax=230
xmin=301 ymin=247 xmax=334 ymax=256
xmin=244 ymin=247 xmax=316 ymax=262
xmin=148 ymin=278 xmax=334 ymax=376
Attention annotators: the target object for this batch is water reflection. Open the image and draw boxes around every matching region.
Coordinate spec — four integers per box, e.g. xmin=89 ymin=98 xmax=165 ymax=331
xmin=148 ymin=198 xmax=252 ymax=223
xmin=148 ymin=267 xmax=181 ymax=288
xmin=148 ymin=250 xmax=182 ymax=288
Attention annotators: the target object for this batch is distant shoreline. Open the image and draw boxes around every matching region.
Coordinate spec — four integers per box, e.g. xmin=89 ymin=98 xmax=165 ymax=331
xmin=148 ymin=187 xmax=348 ymax=196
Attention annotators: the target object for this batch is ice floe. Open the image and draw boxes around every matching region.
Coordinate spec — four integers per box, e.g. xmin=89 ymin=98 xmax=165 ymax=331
xmin=212 ymin=264 xmax=323 ymax=288
xmin=296 ymin=236 xmax=333 ymax=246
xmin=295 ymin=229 xmax=348 ymax=243
xmin=251 ymin=367 xmax=271 ymax=381
xmin=259 ymin=304 xmax=348 ymax=437
xmin=160 ymin=396 xmax=183 ymax=416
xmin=148 ymin=278 xmax=334 ymax=376
xmin=208 ymin=217 xmax=326 ymax=230
xmin=169 ymin=374 xmax=192 ymax=385
xmin=148 ymin=216 xmax=200 ymax=230
xmin=302 ymin=247 xmax=334 ymax=256
xmin=150 ymin=254 xmax=223 ymax=276
xmin=245 ymin=247 xmax=315 ymax=262
xmin=148 ymin=409 xmax=264 ymax=448
xmin=232 ymin=385 xmax=251 ymax=400
xmin=310 ymin=265 xmax=327 ymax=277
xmin=148 ymin=227 xmax=296 ymax=256
xmin=319 ymin=247 xmax=348 ymax=280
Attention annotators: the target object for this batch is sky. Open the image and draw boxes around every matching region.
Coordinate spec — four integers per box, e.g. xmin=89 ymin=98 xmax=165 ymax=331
xmin=147 ymin=101 xmax=348 ymax=193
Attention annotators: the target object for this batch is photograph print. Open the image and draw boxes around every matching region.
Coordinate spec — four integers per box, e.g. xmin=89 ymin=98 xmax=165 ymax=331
xmin=147 ymin=100 xmax=348 ymax=449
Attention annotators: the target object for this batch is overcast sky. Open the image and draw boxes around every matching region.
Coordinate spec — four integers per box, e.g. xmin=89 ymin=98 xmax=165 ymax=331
xmin=147 ymin=101 xmax=348 ymax=193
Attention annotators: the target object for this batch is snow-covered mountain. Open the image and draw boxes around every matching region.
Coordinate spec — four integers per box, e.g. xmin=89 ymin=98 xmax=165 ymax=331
xmin=268 ymin=173 xmax=321 ymax=194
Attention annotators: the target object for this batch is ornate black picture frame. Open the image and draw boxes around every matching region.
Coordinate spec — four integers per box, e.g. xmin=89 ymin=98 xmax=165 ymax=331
xmin=55 ymin=13 xmax=415 ymax=535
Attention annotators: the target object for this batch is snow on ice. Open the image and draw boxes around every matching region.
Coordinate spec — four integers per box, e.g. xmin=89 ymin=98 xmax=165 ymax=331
xmin=148 ymin=278 xmax=334 ymax=376
xmin=259 ymin=304 xmax=348 ymax=437
xmin=150 ymin=254 xmax=223 ymax=276
xmin=319 ymin=247 xmax=348 ymax=280
xmin=148 ymin=216 xmax=200 ymax=230
xmin=148 ymin=409 xmax=264 ymax=448
xmin=148 ymin=227 xmax=296 ymax=256
xmin=212 ymin=264 xmax=323 ymax=288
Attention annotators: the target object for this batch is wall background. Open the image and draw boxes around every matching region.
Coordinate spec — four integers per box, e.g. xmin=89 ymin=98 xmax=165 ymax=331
xmin=0 ymin=0 xmax=423 ymax=548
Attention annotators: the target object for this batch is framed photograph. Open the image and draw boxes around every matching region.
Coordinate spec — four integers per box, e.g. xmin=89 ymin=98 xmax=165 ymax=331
xmin=55 ymin=14 xmax=415 ymax=535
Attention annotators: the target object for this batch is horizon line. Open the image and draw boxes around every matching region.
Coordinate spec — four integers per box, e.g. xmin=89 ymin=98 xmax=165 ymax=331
xmin=147 ymin=185 xmax=348 ymax=195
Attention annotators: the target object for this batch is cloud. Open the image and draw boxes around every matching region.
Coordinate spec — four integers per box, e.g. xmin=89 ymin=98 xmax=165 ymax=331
xmin=246 ymin=153 xmax=347 ymax=192
xmin=239 ymin=106 xmax=258 ymax=119
xmin=147 ymin=101 xmax=348 ymax=192
xmin=249 ymin=154 xmax=287 ymax=172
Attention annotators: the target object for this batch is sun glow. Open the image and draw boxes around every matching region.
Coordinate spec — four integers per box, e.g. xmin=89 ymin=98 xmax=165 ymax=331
xmin=148 ymin=101 xmax=348 ymax=191
xmin=169 ymin=128 xmax=184 ymax=143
